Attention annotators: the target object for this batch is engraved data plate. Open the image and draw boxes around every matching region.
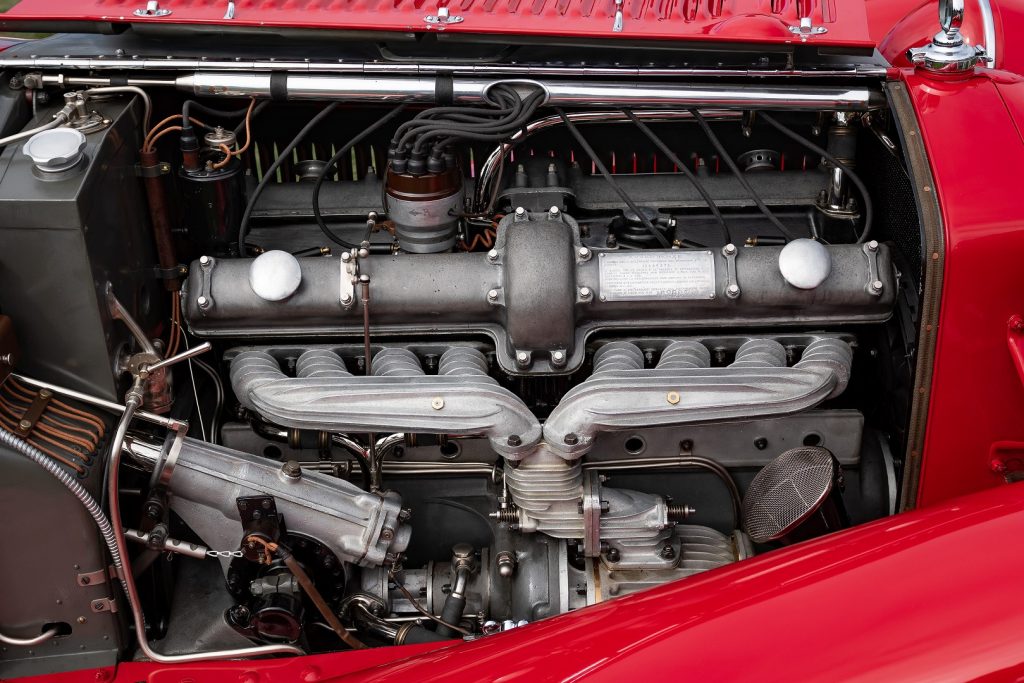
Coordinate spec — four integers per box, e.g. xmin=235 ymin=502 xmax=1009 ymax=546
xmin=598 ymin=251 xmax=716 ymax=301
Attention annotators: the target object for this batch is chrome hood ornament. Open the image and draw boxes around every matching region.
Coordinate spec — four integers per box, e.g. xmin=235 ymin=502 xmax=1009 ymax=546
xmin=907 ymin=0 xmax=992 ymax=75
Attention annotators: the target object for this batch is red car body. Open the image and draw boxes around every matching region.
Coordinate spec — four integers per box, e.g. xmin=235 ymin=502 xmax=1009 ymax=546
xmin=3 ymin=1 xmax=1024 ymax=681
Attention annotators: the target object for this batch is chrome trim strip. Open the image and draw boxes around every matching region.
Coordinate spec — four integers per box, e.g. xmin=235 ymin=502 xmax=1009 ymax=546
xmin=2 ymin=56 xmax=887 ymax=78
xmin=977 ymin=0 xmax=997 ymax=68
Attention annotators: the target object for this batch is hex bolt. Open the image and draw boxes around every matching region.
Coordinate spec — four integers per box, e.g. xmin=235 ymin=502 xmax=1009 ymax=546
xmin=341 ymin=251 xmax=352 ymax=263
xmin=579 ymin=286 xmax=593 ymax=301
xmin=577 ymin=246 xmax=591 ymax=261
xmin=548 ymin=206 xmax=560 ymax=218
xmin=196 ymin=296 xmax=210 ymax=309
xmin=357 ymin=247 xmax=370 ymax=259
xmin=487 ymin=249 xmax=499 ymax=263
xmin=564 ymin=433 xmax=580 ymax=446
xmin=431 ymin=396 xmax=445 ymax=410
xmin=551 ymin=350 xmax=566 ymax=366
xmin=723 ymin=243 xmax=737 ymax=256
xmin=660 ymin=544 xmax=676 ymax=560
xmin=487 ymin=288 xmax=499 ymax=303
xmin=381 ymin=527 xmax=395 ymax=541
xmin=199 ymin=255 xmax=211 ymax=266
xmin=515 ymin=351 xmax=531 ymax=367
xmin=867 ymin=240 xmax=879 ymax=252
xmin=507 ymin=435 xmax=522 ymax=447
xmin=869 ymin=280 xmax=884 ymax=294
xmin=514 ymin=206 xmax=526 ymax=219
xmin=726 ymin=284 xmax=741 ymax=298
xmin=281 ymin=460 xmax=302 ymax=479
xmin=18 ymin=419 xmax=31 ymax=430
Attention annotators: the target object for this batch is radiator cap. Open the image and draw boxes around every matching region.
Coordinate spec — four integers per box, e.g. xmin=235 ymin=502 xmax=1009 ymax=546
xmin=22 ymin=127 xmax=87 ymax=172
xmin=249 ymin=250 xmax=302 ymax=302
xmin=778 ymin=238 xmax=831 ymax=289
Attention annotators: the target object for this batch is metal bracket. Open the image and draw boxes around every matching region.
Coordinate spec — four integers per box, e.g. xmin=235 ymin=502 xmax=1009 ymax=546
xmin=224 ymin=0 xmax=236 ymax=19
xmin=340 ymin=251 xmax=358 ymax=310
xmin=90 ymin=597 xmax=118 ymax=613
xmin=425 ymin=7 xmax=464 ymax=25
xmin=612 ymin=0 xmax=624 ymax=32
xmin=862 ymin=240 xmax=884 ymax=296
xmin=722 ymin=243 xmax=740 ymax=299
xmin=77 ymin=566 xmax=116 ymax=587
xmin=196 ymin=255 xmax=216 ymax=315
xmin=13 ymin=387 xmax=51 ymax=437
xmin=153 ymin=264 xmax=188 ymax=281
xmin=788 ymin=17 xmax=828 ymax=39
xmin=134 ymin=1 xmax=171 ymax=17
xmin=135 ymin=161 xmax=171 ymax=178
xmin=581 ymin=470 xmax=603 ymax=558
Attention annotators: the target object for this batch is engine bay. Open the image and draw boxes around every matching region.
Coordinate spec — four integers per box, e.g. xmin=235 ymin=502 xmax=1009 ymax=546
xmin=0 ymin=36 xmax=929 ymax=674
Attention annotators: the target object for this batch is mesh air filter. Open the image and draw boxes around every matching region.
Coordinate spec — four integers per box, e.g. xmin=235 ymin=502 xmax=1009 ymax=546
xmin=742 ymin=446 xmax=837 ymax=544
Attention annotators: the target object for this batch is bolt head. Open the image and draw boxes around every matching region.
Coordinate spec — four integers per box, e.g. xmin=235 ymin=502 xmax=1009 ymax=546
xmin=870 ymin=280 xmax=884 ymax=292
xmin=196 ymin=295 xmax=209 ymax=308
xmin=548 ymin=206 xmax=560 ymax=217
xmin=487 ymin=288 xmax=499 ymax=302
xmin=726 ymin=284 xmax=740 ymax=297
xmin=516 ymin=351 xmax=530 ymax=366
xmin=18 ymin=419 xmax=31 ymax=430
xmin=867 ymin=240 xmax=879 ymax=252
xmin=381 ymin=527 xmax=395 ymax=541
xmin=341 ymin=293 xmax=353 ymax=305
xmin=666 ymin=391 xmax=681 ymax=405
xmin=341 ymin=251 xmax=352 ymax=263
xmin=431 ymin=396 xmax=445 ymax=410
xmin=723 ymin=243 xmax=737 ymax=256
xmin=507 ymin=435 xmax=522 ymax=447
xmin=487 ymin=249 xmax=499 ymax=262
xmin=579 ymin=286 xmax=593 ymax=300
xmin=514 ymin=206 xmax=526 ymax=217
xmin=552 ymin=350 xmax=566 ymax=364
xmin=578 ymin=246 xmax=591 ymax=260
xmin=199 ymin=255 xmax=211 ymax=266
xmin=281 ymin=460 xmax=302 ymax=479
xmin=563 ymin=433 xmax=580 ymax=446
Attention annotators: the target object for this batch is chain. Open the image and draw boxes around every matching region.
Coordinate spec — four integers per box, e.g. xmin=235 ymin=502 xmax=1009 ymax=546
xmin=206 ymin=549 xmax=244 ymax=558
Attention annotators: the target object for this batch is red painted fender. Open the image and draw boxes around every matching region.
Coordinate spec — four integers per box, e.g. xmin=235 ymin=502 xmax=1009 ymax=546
xmin=24 ymin=482 xmax=1024 ymax=683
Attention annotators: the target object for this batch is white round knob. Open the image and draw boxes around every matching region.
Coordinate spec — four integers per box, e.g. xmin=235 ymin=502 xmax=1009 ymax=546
xmin=778 ymin=238 xmax=832 ymax=290
xmin=248 ymin=250 xmax=302 ymax=302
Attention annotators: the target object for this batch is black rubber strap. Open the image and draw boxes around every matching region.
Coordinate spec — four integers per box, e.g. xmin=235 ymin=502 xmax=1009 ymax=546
xmin=270 ymin=72 xmax=288 ymax=102
xmin=435 ymin=75 xmax=454 ymax=106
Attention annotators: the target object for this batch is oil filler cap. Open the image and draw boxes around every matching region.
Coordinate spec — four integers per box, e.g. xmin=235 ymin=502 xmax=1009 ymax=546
xmin=22 ymin=127 xmax=87 ymax=172
xmin=249 ymin=250 xmax=302 ymax=302
xmin=778 ymin=238 xmax=831 ymax=289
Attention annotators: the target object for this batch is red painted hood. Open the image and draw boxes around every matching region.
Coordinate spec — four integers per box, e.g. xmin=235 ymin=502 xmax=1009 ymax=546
xmin=0 ymin=0 xmax=875 ymax=49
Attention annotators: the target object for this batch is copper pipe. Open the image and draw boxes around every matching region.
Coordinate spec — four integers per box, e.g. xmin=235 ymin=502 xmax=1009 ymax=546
xmin=139 ymin=148 xmax=181 ymax=292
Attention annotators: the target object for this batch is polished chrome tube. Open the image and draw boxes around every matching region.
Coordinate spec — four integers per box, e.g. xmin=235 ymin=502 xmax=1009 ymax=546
xmin=21 ymin=60 xmax=886 ymax=78
xmin=174 ymin=73 xmax=884 ymax=111
xmin=12 ymin=373 xmax=185 ymax=430
xmin=0 ymin=627 xmax=59 ymax=647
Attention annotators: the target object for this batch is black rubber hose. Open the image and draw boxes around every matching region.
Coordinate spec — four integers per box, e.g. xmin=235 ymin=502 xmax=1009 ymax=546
xmin=313 ymin=104 xmax=409 ymax=250
xmin=181 ymin=99 xmax=252 ymax=132
xmin=689 ymin=109 xmax=796 ymax=241
xmin=556 ymin=108 xmax=670 ymax=248
xmin=757 ymin=111 xmax=874 ymax=243
xmin=236 ymin=103 xmax=339 ymax=255
xmin=435 ymin=591 xmax=468 ymax=639
xmin=623 ymin=109 xmax=730 ymax=245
